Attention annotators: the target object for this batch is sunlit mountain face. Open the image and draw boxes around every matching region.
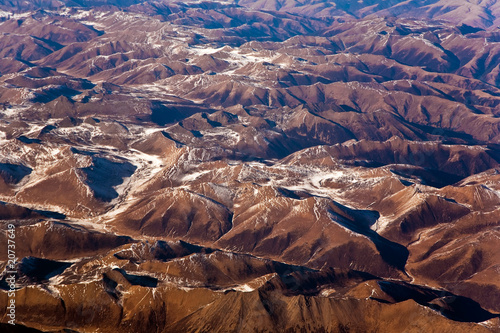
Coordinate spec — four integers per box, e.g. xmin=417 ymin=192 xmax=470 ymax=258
xmin=0 ymin=0 xmax=500 ymax=332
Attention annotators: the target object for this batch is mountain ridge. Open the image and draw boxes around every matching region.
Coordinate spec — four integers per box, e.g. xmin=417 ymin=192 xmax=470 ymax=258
xmin=1 ymin=0 xmax=500 ymax=332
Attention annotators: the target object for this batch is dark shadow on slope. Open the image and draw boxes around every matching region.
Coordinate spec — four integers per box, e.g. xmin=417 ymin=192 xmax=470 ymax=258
xmin=328 ymin=204 xmax=409 ymax=272
xmin=70 ymin=147 xmax=97 ymax=156
xmin=102 ymin=273 xmax=119 ymax=300
xmin=38 ymin=124 xmax=57 ymax=136
xmin=485 ymin=144 xmax=500 ymax=163
xmin=160 ymin=131 xmax=185 ymax=146
xmin=0 ymin=323 xmax=45 ymax=333
xmin=113 ymin=240 xmax=214 ymax=262
xmin=458 ymin=24 xmax=485 ymax=35
xmin=112 ymin=268 xmax=158 ymax=287
xmin=13 ymin=257 xmax=72 ymax=284
xmin=80 ymin=157 xmax=136 ymax=202
xmin=378 ymin=281 xmax=499 ymax=323
xmin=389 ymin=166 xmax=463 ymax=188
xmin=150 ymin=101 xmax=214 ymax=126
xmin=401 ymin=120 xmax=476 ymax=144
xmin=34 ymin=209 xmax=66 ymax=220
xmin=0 ymin=163 xmax=32 ymax=184
xmin=0 ymin=200 xmax=65 ymax=220
xmin=16 ymin=136 xmax=41 ymax=144
xmin=31 ymin=36 xmax=63 ymax=51
xmin=274 ymin=268 xmax=379 ymax=297
xmin=31 ymin=86 xmax=81 ymax=103
xmin=0 ymin=201 xmax=34 ymax=219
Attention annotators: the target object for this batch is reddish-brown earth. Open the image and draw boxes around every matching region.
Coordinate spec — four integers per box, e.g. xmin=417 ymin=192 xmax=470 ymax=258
xmin=0 ymin=0 xmax=500 ymax=332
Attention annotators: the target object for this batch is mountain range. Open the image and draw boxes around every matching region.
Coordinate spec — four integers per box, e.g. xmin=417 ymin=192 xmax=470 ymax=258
xmin=0 ymin=0 xmax=500 ymax=332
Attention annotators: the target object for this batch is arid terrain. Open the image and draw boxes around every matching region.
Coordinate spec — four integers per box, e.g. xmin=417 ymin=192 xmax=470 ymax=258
xmin=0 ymin=0 xmax=500 ymax=332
